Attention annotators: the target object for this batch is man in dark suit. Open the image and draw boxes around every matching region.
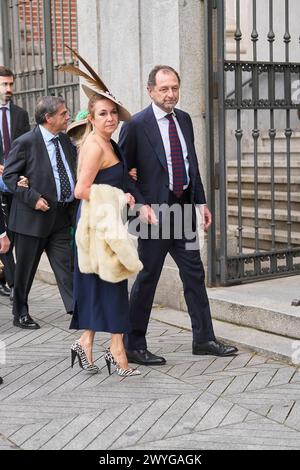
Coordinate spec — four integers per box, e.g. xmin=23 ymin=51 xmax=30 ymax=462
xmin=3 ymin=96 xmax=76 ymax=329
xmin=0 ymin=204 xmax=10 ymax=384
xmin=119 ymin=65 xmax=237 ymax=365
xmin=0 ymin=66 xmax=30 ymax=300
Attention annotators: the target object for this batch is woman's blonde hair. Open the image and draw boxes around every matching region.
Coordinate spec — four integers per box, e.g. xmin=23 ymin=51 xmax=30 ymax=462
xmin=76 ymin=121 xmax=92 ymax=149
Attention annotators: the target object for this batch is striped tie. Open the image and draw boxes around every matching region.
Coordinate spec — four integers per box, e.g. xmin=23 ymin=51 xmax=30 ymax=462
xmin=166 ymin=113 xmax=187 ymax=198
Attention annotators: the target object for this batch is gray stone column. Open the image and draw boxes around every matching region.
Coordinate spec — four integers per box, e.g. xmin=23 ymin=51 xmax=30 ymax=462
xmin=0 ymin=6 xmax=5 ymax=64
xmin=77 ymin=0 xmax=142 ymax=115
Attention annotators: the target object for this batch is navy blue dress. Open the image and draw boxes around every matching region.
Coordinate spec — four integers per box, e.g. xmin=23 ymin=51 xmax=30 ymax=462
xmin=70 ymin=156 xmax=131 ymax=333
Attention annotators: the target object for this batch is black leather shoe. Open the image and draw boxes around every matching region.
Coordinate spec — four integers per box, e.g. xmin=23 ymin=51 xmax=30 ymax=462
xmin=9 ymin=286 xmax=14 ymax=303
xmin=0 ymin=376 xmax=3 ymax=385
xmin=0 ymin=284 xmax=11 ymax=297
xmin=13 ymin=315 xmax=40 ymax=329
xmin=193 ymin=340 xmax=238 ymax=357
xmin=126 ymin=349 xmax=166 ymax=365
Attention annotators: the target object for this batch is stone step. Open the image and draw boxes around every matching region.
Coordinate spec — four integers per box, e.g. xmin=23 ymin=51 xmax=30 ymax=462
xmin=227 ymin=174 xmax=300 ymax=184
xmin=228 ymin=156 xmax=300 ymax=165
xmin=227 ymin=189 xmax=299 ymax=210
xmin=152 ymin=309 xmax=300 ymax=366
xmin=227 ymin=205 xmax=300 ymax=223
xmin=227 ymin=189 xmax=300 ymax=202
xmin=152 ymin=274 xmax=300 ymax=364
xmin=227 ymin=163 xmax=300 ymax=178
xmin=228 ymin=219 xmax=299 ymax=237
xmin=228 ymin=224 xmax=300 ymax=245
xmin=260 ymin=130 xmax=300 ymax=145
xmin=242 ymin=151 xmax=300 ymax=159
xmin=227 ymin=174 xmax=299 ymax=192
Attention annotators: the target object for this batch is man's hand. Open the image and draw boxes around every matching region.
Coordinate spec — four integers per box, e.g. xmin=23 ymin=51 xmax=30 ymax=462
xmin=17 ymin=176 xmax=29 ymax=188
xmin=0 ymin=234 xmax=10 ymax=254
xmin=199 ymin=205 xmax=212 ymax=231
xmin=139 ymin=204 xmax=158 ymax=225
xmin=35 ymin=197 xmax=50 ymax=212
xmin=128 ymin=168 xmax=137 ymax=181
xmin=0 ymin=164 xmax=4 ymax=176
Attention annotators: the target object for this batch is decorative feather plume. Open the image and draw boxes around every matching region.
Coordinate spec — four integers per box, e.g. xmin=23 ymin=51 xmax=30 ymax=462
xmin=63 ymin=44 xmax=109 ymax=92
xmin=59 ymin=64 xmax=102 ymax=89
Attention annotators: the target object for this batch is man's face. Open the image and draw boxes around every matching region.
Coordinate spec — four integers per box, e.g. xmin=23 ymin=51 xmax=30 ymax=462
xmin=0 ymin=75 xmax=14 ymax=104
xmin=46 ymin=103 xmax=70 ymax=133
xmin=147 ymin=70 xmax=180 ymax=113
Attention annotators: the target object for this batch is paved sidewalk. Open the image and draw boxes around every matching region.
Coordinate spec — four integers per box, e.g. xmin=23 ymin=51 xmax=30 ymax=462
xmin=0 ymin=281 xmax=300 ymax=450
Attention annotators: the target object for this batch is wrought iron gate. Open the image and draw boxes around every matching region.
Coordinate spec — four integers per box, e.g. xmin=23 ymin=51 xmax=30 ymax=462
xmin=206 ymin=0 xmax=300 ymax=285
xmin=2 ymin=0 xmax=79 ymax=125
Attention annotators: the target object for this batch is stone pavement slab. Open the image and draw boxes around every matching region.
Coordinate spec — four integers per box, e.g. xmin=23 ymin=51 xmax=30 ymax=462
xmin=0 ymin=280 xmax=300 ymax=450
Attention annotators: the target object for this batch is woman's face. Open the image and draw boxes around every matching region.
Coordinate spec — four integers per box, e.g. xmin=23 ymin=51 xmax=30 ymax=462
xmin=90 ymin=98 xmax=119 ymax=136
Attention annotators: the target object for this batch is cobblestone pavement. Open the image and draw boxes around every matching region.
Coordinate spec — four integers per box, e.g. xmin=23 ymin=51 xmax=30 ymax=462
xmin=0 ymin=281 xmax=300 ymax=450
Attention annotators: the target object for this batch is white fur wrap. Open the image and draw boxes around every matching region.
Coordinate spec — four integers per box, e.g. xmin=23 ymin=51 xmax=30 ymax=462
xmin=75 ymin=184 xmax=143 ymax=282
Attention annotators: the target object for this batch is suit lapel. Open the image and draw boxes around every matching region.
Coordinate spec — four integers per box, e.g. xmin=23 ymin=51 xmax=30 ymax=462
xmin=143 ymin=105 xmax=168 ymax=172
xmin=9 ymin=103 xmax=18 ymax=140
xmin=175 ymin=109 xmax=196 ymax=179
xmin=0 ymin=131 xmax=3 ymax=164
xmin=34 ymin=126 xmax=58 ymax=193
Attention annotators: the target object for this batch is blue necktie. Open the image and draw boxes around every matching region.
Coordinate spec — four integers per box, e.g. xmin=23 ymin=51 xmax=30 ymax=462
xmin=166 ymin=114 xmax=187 ymax=198
xmin=51 ymin=137 xmax=72 ymax=201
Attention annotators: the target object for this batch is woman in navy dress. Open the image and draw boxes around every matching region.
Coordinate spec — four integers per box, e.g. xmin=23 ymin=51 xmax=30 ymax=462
xmin=70 ymin=92 xmax=140 ymax=377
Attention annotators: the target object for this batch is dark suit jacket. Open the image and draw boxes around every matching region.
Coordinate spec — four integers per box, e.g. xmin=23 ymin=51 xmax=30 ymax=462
xmin=0 ymin=102 xmax=30 ymax=164
xmin=0 ymin=206 xmax=5 ymax=235
xmin=119 ymin=104 xmax=207 ymax=206
xmin=2 ymin=126 xmax=77 ymax=238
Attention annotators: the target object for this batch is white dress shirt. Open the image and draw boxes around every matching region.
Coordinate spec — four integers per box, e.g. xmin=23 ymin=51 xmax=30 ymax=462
xmin=39 ymin=125 xmax=74 ymax=202
xmin=152 ymin=102 xmax=190 ymax=191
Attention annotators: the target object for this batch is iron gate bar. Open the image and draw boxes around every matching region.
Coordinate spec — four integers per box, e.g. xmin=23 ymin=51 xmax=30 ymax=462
xmin=252 ymin=0 xmax=259 ymax=256
xmin=217 ymin=0 xmax=227 ymax=286
xmin=210 ymin=0 xmax=300 ymax=285
xmin=224 ymin=62 xmax=300 ymax=109
xmin=268 ymin=0 xmax=276 ymax=258
xmin=1 ymin=0 xmax=10 ymax=65
xmin=3 ymin=1 xmax=79 ymax=124
xmin=227 ymin=248 xmax=300 ymax=283
xmin=284 ymin=0 xmax=293 ymax=254
xmin=43 ymin=0 xmax=54 ymax=90
xmin=205 ymin=0 xmax=217 ymax=286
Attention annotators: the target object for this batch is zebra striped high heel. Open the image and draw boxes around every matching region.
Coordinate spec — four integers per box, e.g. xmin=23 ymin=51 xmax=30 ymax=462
xmin=104 ymin=349 xmax=141 ymax=377
xmin=71 ymin=340 xmax=99 ymax=373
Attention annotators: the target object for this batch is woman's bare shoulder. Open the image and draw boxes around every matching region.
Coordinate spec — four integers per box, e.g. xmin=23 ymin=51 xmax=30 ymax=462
xmin=80 ymin=134 xmax=105 ymax=160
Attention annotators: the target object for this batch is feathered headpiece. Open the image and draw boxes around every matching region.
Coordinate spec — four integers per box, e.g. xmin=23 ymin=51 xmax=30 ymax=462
xmin=66 ymin=112 xmax=88 ymax=139
xmin=60 ymin=45 xmax=131 ymax=121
